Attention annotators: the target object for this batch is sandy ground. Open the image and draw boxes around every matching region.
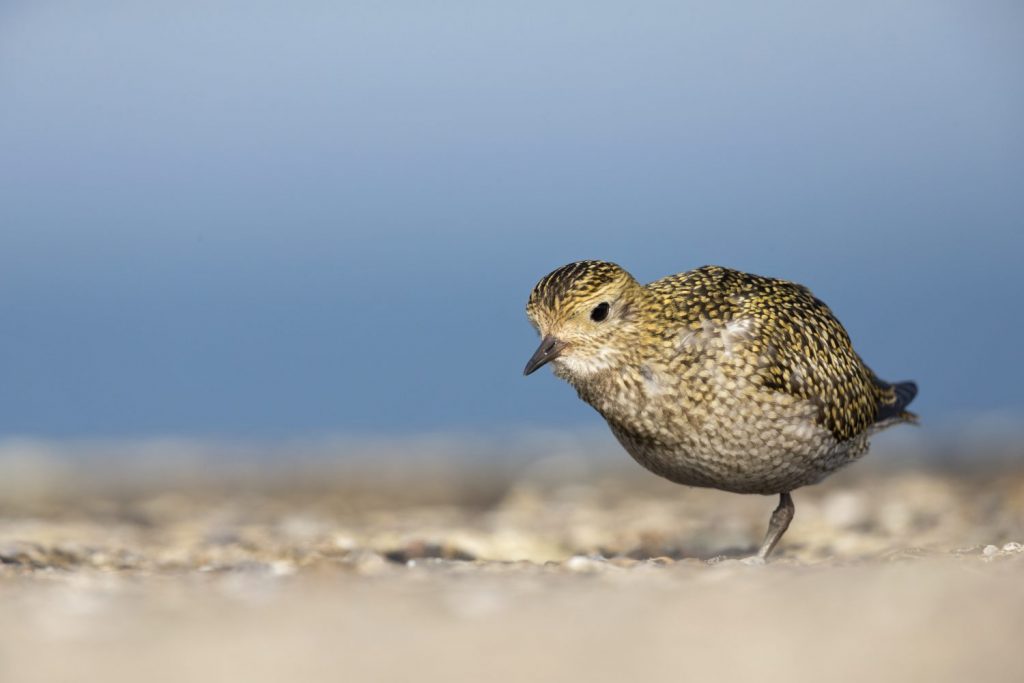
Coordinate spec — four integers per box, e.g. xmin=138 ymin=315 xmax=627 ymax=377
xmin=0 ymin=440 xmax=1022 ymax=683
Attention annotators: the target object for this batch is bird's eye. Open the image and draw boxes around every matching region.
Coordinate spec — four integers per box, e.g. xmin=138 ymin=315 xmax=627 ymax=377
xmin=590 ymin=302 xmax=610 ymax=322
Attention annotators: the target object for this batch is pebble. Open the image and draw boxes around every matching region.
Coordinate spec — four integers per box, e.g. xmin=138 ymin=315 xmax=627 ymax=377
xmin=342 ymin=550 xmax=392 ymax=576
xmin=565 ymin=555 xmax=607 ymax=572
xmin=822 ymin=491 xmax=870 ymax=529
xmin=332 ymin=535 xmax=358 ymax=552
xmin=383 ymin=541 xmax=475 ymax=564
xmin=269 ymin=561 xmax=296 ymax=577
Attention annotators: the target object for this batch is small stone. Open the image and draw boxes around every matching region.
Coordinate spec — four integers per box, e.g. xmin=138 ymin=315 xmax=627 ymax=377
xmin=269 ymin=561 xmax=296 ymax=577
xmin=565 ymin=555 xmax=605 ymax=572
xmin=982 ymin=545 xmax=1000 ymax=557
xmin=383 ymin=540 xmax=475 ymax=564
xmin=344 ymin=550 xmax=390 ymax=575
xmin=822 ymin=491 xmax=869 ymax=529
xmin=1002 ymin=542 xmax=1023 ymax=553
xmin=332 ymin=535 xmax=357 ymax=552
xmin=707 ymin=558 xmax=743 ymax=568
xmin=879 ymin=502 xmax=914 ymax=536
xmin=609 ymin=557 xmax=640 ymax=568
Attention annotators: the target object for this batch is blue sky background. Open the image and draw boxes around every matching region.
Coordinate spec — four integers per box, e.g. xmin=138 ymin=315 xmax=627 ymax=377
xmin=1 ymin=1 xmax=1022 ymax=438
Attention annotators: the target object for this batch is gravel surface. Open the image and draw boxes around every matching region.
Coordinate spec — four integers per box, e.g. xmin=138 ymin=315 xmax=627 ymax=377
xmin=0 ymin=448 xmax=1021 ymax=682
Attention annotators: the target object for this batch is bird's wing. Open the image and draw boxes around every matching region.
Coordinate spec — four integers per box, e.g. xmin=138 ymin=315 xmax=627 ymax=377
xmin=650 ymin=266 xmax=911 ymax=441
xmin=729 ymin=275 xmax=882 ymax=442
xmin=657 ymin=267 xmax=884 ymax=442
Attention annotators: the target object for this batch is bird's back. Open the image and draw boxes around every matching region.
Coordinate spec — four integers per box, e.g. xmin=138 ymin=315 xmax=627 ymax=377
xmin=646 ymin=266 xmax=916 ymax=442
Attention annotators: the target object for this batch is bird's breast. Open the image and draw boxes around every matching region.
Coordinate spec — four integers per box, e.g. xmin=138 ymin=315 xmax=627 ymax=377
xmin=573 ymin=359 xmax=857 ymax=494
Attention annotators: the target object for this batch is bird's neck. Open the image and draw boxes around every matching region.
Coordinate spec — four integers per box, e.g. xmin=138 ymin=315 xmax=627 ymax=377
xmin=558 ymin=340 xmax=647 ymax=405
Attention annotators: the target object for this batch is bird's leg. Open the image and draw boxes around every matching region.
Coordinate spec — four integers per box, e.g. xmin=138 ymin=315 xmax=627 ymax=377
xmin=756 ymin=492 xmax=795 ymax=560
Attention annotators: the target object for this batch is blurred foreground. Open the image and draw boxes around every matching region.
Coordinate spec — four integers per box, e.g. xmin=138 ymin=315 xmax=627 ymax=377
xmin=0 ymin=434 xmax=1022 ymax=682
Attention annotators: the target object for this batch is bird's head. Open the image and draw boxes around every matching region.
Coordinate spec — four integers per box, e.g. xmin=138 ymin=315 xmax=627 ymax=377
xmin=524 ymin=260 xmax=644 ymax=380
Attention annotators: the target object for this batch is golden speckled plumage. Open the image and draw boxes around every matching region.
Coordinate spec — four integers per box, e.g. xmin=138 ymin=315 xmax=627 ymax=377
xmin=524 ymin=260 xmax=918 ymax=558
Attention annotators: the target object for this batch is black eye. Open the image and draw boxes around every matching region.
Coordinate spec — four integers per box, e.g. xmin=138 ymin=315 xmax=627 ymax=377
xmin=590 ymin=302 xmax=610 ymax=322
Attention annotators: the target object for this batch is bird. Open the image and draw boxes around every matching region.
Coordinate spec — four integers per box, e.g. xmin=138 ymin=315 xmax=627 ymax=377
xmin=523 ymin=261 xmax=917 ymax=560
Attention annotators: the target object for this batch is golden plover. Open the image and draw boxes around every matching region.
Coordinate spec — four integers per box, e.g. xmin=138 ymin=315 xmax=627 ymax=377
xmin=524 ymin=261 xmax=917 ymax=559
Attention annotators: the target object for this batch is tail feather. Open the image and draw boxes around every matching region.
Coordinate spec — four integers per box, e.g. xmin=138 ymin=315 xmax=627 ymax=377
xmin=874 ymin=378 xmax=918 ymax=424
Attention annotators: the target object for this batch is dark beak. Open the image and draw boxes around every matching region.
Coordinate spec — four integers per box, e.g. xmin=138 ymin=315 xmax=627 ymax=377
xmin=523 ymin=335 xmax=567 ymax=376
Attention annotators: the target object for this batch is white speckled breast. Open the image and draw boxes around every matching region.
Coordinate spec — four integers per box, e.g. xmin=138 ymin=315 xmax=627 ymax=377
xmin=572 ymin=319 xmax=871 ymax=495
xmin=605 ymin=395 xmax=867 ymax=495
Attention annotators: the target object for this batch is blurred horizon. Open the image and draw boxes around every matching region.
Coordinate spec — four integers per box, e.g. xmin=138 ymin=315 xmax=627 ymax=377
xmin=2 ymin=1 xmax=1022 ymax=439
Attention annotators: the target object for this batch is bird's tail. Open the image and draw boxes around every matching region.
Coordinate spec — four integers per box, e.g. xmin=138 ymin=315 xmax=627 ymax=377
xmin=872 ymin=377 xmax=918 ymax=429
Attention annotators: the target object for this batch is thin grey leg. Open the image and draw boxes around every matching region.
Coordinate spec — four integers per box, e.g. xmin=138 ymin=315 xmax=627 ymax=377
xmin=756 ymin=492 xmax=795 ymax=560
